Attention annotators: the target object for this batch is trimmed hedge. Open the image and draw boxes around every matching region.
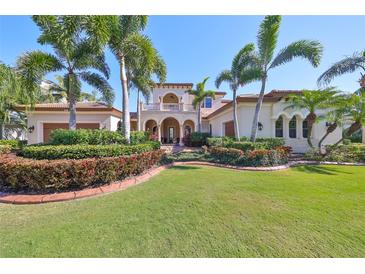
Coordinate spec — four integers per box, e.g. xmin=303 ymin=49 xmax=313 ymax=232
xmin=0 ymin=149 xmax=164 ymax=191
xmin=255 ymin=138 xmax=285 ymax=149
xmin=0 ymin=140 xmax=23 ymax=149
xmin=130 ymin=131 xmax=150 ymax=145
xmin=0 ymin=145 xmax=11 ymax=154
xmin=50 ymin=129 xmax=127 ymax=145
xmin=209 ymin=146 xmax=290 ymax=167
xmin=189 ymin=132 xmax=210 ymax=147
xmin=20 ymin=142 xmax=160 ymax=160
xmin=226 ymin=141 xmax=267 ymax=151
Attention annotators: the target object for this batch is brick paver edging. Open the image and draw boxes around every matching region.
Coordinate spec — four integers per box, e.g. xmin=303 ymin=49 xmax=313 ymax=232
xmin=1 ymin=160 xmax=364 ymax=205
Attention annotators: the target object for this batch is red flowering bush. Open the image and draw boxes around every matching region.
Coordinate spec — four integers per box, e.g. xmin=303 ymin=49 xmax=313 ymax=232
xmin=0 ymin=149 xmax=164 ymax=192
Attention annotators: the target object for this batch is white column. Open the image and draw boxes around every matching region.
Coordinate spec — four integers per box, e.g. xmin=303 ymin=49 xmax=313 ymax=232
xmin=283 ymin=117 xmax=290 ymax=139
xmin=158 ymin=124 xmax=161 ymax=144
xmin=362 ymin=126 xmax=365 ymax=144
xmin=297 ymin=117 xmax=303 ymax=139
xmin=179 ymin=124 xmax=184 ymax=146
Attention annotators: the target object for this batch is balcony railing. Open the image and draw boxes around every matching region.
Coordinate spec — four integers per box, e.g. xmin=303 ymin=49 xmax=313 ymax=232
xmin=142 ymin=103 xmax=195 ymax=112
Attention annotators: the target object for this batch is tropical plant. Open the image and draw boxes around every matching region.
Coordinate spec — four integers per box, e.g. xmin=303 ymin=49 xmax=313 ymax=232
xmin=16 ymin=16 xmax=114 ymax=130
xmin=285 ymin=88 xmax=338 ymax=148
xmin=108 ymin=15 xmax=162 ymax=143
xmin=317 ymin=107 xmax=346 ymax=152
xmin=128 ymin=53 xmax=167 ymax=131
xmin=334 ymin=91 xmax=365 ymax=145
xmin=186 ymin=77 xmax=216 ymax=132
xmin=0 ymin=63 xmax=36 ymax=139
xmin=318 ymin=50 xmax=365 ymax=93
xmin=215 ymin=43 xmax=261 ymax=139
xmin=249 ymin=15 xmax=323 ymax=142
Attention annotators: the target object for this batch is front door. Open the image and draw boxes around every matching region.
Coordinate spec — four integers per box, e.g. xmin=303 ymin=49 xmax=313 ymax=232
xmin=168 ymin=127 xmax=174 ymax=143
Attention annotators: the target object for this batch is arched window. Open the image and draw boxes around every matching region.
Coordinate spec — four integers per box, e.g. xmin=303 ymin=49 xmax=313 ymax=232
xmin=302 ymin=119 xmax=308 ymax=138
xmin=275 ymin=116 xmax=283 ymax=137
xmin=289 ymin=116 xmax=297 ymax=138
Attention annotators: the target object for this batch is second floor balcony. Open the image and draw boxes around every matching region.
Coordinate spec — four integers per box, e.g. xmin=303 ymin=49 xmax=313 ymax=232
xmin=142 ymin=103 xmax=195 ymax=112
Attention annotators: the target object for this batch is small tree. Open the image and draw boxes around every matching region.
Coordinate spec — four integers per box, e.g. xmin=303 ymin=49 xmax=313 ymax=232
xmin=285 ymin=88 xmax=338 ymax=148
xmin=186 ymin=77 xmax=216 ymax=132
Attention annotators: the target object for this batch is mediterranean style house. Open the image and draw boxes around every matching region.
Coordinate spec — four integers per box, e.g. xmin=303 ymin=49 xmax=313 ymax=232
xmin=20 ymin=82 xmax=363 ymax=153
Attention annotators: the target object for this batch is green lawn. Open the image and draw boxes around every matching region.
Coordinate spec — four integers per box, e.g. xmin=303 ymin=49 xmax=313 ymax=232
xmin=0 ymin=165 xmax=364 ymax=257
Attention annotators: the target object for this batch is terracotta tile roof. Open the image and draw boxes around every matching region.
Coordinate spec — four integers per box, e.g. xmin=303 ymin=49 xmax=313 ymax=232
xmin=15 ymin=102 xmax=140 ymax=119
xmin=155 ymin=83 xmax=194 ymax=89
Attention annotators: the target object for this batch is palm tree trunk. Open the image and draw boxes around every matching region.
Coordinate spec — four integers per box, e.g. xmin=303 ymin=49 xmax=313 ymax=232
xmin=68 ymin=73 xmax=77 ymax=130
xmin=334 ymin=122 xmax=361 ymax=146
xmin=318 ymin=123 xmax=337 ymax=153
xmin=306 ymin=113 xmax=316 ymax=149
xmin=198 ymin=104 xmax=201 ymax=132
xmin=137 ymin=89 xmax=141 ymax=131
xmin=250 ymin=76 xmax=266 ymax=142
xmin=0 ymin=122 xmax=4 ymax=140
xmin=232 ymin=88 xmax=240 ymax=140
xmin=120 ymin=55 xmax=130 ymax=143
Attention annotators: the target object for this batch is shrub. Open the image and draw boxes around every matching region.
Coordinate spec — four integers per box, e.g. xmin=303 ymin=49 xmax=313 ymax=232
xmin=209 ymin=146 xmax=289 ymax=167
xmin=324 ymin=144 xmax=365 ymax=163
xmin=187 ymin=132 xmax=210 ymax=147
xmin=130 ymin=131 xmax=150 ymax=145
xmin=0 ymin=140 xmax=23 ymax=149
xmin=0 ymin=149 xmax=164 ymax=191
xmin=50 ymin=129 xmax=127 ymax=145
xmin=0 ymin=145 xmax=11 ymax=154
xmin=207 ymin=136 xmax=235 ymax=147
xmin=226 ymin=141 xmax=267 ymax=151
xmin=20 ymin=143 xmax=158 ymax=160
xmin=255 ymin=138 xmax=285 ymax=149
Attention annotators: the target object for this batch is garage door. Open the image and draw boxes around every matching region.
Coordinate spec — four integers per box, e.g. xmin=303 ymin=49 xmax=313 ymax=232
xmin=224 ymin=121 xmax=235 ymax=137
xmin=43 ymin=123 xmax=100 ymax=143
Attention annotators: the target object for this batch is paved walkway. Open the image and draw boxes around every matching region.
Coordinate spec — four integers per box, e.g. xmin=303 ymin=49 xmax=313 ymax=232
xmin=1 ymin=160 xmax=364 ymax=205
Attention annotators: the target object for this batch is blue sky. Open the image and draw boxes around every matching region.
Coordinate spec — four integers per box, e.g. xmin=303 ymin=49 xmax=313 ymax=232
xmin=1 ymin=16 xmax=364 ymax=111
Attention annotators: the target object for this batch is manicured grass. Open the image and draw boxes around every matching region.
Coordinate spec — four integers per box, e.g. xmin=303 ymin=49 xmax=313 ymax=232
xmin=0 ymin=165 xmax=364 ymax=257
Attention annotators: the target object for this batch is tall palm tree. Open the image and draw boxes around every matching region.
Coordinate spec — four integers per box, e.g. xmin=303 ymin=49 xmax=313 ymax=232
xmin=186 ymin=77 xmax=216 ymax=132
xmin=108 ymin=16 xmax=160 ymax=143
xmin=318 ymin=50 xmax=365 ymax=93
xmin=128 ymin=53 xmax=167 ymax=131
xmin=215 ymin=43 xmax=261 ymax=139
xmin=285 ymin=88 xmax=338 ymax=148
xmin=17 ymin=16 xmax=114 ymax=130
xmin=249 ymin=15 xmax=323 ymax=142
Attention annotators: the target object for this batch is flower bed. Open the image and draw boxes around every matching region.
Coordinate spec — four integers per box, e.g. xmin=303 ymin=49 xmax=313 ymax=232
xmin=0 ymin=145 xmax=11 ymax=154
xmin=19 ymin=142 xmax=160 ymax=160
xmin=0 ymin=140 xmax=23 ymax=150
xmin=0 ymin=149 xmax=165 ymax=192
xmin=206 ymin=137 xmax=285 ymax=151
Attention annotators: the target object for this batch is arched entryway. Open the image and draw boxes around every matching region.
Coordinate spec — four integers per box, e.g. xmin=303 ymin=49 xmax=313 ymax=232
xmin=160 ymin=117 xmax=180 ymax=144
xmin=145 ymin=119 xmax=158 ymax=140
xmin=182 ymin=119 xmax=195 ymax=145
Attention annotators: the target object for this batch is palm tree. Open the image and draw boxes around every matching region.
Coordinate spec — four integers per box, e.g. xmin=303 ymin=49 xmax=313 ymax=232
xmin=128 ymin=53 xmax=167 ymax=131
xmin=318 ymin=107 xmax=346 ymax=152
xmin=108 ymin=16 xmax=161 ymax=143
xmin=0 ymin=63 xmax=37 ymax=139
xmin=318 ymin=50 xmax=365 ymax=93
xmin=334 ymin=91 xmax=365 ymax=145
xmin=215 ymin=43 xmax=261 ymax=139
xmin=285 ymin=88 xmax=338 ymax=148
xmin=17 ymin=16 xmax=114 ymax=130
xmin=186 ymin=77 xmax=216 ymax=132
xmin=249 ymin=15 xmax=323 ymax=142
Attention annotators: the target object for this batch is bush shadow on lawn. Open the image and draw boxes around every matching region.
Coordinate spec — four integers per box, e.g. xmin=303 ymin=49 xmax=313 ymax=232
xmin=295 ymin=165 xmax=354 ymax=175
xmin=169 ymin=165 xmax=202 ymax=171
